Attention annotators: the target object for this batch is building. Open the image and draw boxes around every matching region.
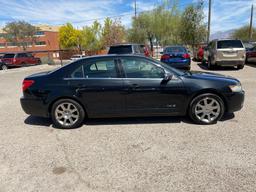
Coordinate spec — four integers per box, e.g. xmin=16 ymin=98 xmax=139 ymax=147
xmin=0 ymin=25 xmax=60 ymax=58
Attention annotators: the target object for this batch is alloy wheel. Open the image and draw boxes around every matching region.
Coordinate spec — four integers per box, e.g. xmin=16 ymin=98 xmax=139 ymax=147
xmin=194 ymin=97 xmax=221 ymax=123
xmin=55 ymin=102 xmax=79 ymax=126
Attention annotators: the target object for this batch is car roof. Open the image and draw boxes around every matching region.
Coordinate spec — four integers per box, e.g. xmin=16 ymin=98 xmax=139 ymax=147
xmin=81 ymin=54 xmax=148 ymax=60
xmin=109 ymin=43 xmax=143 ymax=47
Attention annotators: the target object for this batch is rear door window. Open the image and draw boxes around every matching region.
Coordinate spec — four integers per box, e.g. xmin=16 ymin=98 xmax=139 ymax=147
xmin=84 ymin=59 xmax=118 ymax=78
xmin=217 ymin=40 xmax=243 ymax=49
xmin=3 ymin=54 xmax=15 ymax=58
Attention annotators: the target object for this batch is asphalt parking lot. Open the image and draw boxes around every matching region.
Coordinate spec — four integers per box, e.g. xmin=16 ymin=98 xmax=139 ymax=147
xmin=0 ymin=62 xmax=256 ymax=192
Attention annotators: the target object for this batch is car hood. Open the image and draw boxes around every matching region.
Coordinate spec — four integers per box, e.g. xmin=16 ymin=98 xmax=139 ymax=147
xmin=185 ymin=71 xmax=239 ymax=83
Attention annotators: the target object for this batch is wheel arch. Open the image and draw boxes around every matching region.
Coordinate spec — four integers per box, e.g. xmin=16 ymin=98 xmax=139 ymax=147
xmin=48 ymin=96 xmax=88 ymax=118
xmin=187 ymin=89 xmax=228 ymax=113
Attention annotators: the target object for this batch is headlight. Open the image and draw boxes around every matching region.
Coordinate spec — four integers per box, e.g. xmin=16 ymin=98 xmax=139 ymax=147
xmin=229 ymin=84 xmax=242 ymax=92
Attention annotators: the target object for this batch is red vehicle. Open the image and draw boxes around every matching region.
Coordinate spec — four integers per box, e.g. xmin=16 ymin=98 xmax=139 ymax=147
xmin=1 ymin=52 xmax=41 ymax=67
xmin=196 ymin=46 xmax=204 ymax=61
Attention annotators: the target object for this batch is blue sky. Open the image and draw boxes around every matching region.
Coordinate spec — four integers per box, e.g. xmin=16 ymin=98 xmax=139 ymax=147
xmin=0 ymin=0 xmax=255 ymax=33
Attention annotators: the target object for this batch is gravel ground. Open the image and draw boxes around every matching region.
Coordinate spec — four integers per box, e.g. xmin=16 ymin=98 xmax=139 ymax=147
xmin=0 ymin=62 xmax=256 ymax=192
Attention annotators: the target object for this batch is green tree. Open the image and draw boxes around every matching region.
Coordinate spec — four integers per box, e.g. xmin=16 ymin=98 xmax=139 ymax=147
xmin=179 ymin=1 xmax=207 ymax=49
xmin=101 ymin=18 xmax=126 ymax=48
xmin=231 ymin=25 xmax=256 ymax=41
xmin=59 ymin=23 xmax=82 ymax=50
xmin=128 ymin=0 xmax=181 ymax=51
xmin=3 ymin=21 xmax=38 ymax=51
xmin=81 ymin=21 xmax=102 ymax=51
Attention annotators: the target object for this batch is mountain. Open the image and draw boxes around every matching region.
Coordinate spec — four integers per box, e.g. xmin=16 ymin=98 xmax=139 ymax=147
xmin=210 ymin=29 xmax=235 ymax=40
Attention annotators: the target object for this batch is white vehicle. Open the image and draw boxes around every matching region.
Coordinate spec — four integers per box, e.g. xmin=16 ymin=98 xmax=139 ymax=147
xmin=70 ymin=54 xmax=86 ymax=61
xmin=207 ymin=39 xmax=246 ymax=69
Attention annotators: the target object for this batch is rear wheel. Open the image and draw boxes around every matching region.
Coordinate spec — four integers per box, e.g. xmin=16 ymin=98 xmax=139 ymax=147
xmin=1 ymin=64 xmax=8 ymax=70
xmin=51 ymin=99 xmax=85 ymax=129
xmin=237 ymin=65 xmax=244 ymax=69
xmin=208 ymin=57 xmax=213 ymax=69
xmin=189 ymin=93 xmax=225 ymax=124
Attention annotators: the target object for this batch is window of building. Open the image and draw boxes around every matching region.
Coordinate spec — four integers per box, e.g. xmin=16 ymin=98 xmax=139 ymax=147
xmin=0 ymin=43 xmax=5 ymax=48
xmin=7 ymin=42 xmax=17 ymax=47
xmin=35 ymin=41 xmax=46 ymax=46
xmin=35 ymin=31 xmax=45 ymax=36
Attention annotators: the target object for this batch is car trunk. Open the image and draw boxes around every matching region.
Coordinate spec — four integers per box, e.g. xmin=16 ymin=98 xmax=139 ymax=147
xmin=217 ymin=48 xmax=245 ymax=61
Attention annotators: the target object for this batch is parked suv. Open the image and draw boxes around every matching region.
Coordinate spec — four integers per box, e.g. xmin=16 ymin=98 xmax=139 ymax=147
xmin=1 ymin=52 xmax=41 ymax=67
xmin=108 ymin=44 xmax=147 ymax=56
xmin=207 ymin=39 xmax=245 ymax=69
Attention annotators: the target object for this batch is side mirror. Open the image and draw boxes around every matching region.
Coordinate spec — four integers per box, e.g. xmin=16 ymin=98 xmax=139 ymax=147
xmin=162 ymin=73 xmax=173 ymax=83
xmin=160 ymin=51 xmax=163 ymax=54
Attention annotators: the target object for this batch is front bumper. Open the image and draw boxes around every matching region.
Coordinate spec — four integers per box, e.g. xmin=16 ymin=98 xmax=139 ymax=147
xmin=224 ymin=91 xmax=245 ymax=113
xmin=20 ymin=97 xmax=49 ymax=117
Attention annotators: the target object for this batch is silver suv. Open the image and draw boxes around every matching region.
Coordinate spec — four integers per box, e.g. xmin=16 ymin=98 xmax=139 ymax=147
xmin=207 ymin=39 xmax=245 ymax=69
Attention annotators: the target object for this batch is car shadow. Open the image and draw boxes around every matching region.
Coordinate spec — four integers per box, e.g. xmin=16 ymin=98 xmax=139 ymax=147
xmin=85 ymin=116 xmax=188 ymax=126
xmin=245 ymin=62 xmax=256 ymax=68
xmin=24 ymin=115 xmax=192 ymax=128
xmin=220 ymin=113 xmax=235 ymax=122
xmin=197 ymin=62 xmax=239 ymax=71
xmin=24 ymin=116 xmax=52 ymax=127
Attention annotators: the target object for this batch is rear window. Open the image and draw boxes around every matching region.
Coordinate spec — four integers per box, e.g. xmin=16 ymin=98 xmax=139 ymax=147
xmin=108 ymin=46 xmax=132 ymax=54
xmin=3 ymin=54 xmax=15 ymax=58
xmin=217 ymin=40 xmax=243 ymax=49
xmin=164 ymin=47 xmax=186 ymax=53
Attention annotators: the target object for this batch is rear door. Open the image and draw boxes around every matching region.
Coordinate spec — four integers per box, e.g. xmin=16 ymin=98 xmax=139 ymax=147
xmin=2 ymin=54 xmax=15 ymax=65
xmin=65 ymin=57 xmax=125 ymax=118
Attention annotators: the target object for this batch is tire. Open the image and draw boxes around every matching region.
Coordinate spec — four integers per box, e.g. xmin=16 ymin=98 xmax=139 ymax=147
xmin=208 ymin=57 xmax=213 ymax=70
xmin=237 ymin=65 xmax=244 ymax=69
xmin=1 ymin=64 xmax=8 ymax=70
xmin=51 ymin=99 xmax=85 ymax=129
xmin=189 ymin=93 xmax=225 ymax=125
xmin=37 ymin=60 xmax=42 ymax=65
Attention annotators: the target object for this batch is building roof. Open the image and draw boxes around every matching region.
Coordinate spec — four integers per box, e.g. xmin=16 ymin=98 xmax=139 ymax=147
xmin=0 ymin=24 xmax=60 ymax=33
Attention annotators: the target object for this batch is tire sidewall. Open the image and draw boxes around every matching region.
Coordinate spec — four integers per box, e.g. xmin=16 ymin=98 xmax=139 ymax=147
xmin=51 ymin=99 xmax=85 ymax=129
xmin=189 ymin=93 xmax=225 ymax=125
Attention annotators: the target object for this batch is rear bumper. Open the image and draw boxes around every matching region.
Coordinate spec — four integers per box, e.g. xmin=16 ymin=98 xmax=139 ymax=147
xmin=216 ymin=60 xmax=245 ymax=66
xmin=20 ymin=97 xmax=49 ymax=117
xmin=162 ymin=60 xmax=191 ymax=69
xmin=224 ymin=91 xmax=245 ymax=113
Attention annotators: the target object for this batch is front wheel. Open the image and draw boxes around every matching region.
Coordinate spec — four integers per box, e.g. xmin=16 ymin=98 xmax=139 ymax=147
xmin=51 ymin=99 xmax=85 ymax=129
xmin=189 ymin=93 xmax=225 ymax=124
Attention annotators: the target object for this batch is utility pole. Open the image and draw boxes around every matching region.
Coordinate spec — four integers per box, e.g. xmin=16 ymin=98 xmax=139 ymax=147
xmin=134 ymin=0 xmax=137 ymax=18
xmin=249 ymin=4 xmax=254 ymax=42
xmin=207 ymin=0 xmax=212 ymax=43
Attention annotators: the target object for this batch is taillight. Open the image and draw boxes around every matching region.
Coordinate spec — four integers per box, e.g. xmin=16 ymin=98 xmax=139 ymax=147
xmin=161 ymin=54 xmax=170 ymax=60
xmin=182 ymin=53 xmax=190 ymax=59
xmin=22 ymin=80 xmax=34 ymax=91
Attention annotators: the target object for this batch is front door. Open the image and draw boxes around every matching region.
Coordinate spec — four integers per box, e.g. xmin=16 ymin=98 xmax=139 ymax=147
xmin=120 ymin=57 xmax=186 ymax=116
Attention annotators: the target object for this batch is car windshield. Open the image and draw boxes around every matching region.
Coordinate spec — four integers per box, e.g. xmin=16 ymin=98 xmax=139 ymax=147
xmin=3 ymin=54 xmax=15 ymax=58
xmin=217 ymin=40 xmax=243 ymax=49
xmin=165 ymin=46 xmax=186 ymax=53
xmin=108 ymin=46 xmax=132 ymax=54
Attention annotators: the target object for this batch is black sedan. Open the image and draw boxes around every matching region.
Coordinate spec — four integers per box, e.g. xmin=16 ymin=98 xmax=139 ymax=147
xmin=20 ymin=55 xmax=244 ymax=128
